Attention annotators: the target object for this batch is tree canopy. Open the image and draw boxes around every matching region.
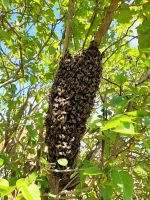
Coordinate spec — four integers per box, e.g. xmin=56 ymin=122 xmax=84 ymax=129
xmin=0 ymin=0 xmax=150 ymax=199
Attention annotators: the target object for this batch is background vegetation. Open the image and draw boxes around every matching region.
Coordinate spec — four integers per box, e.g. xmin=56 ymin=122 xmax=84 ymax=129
xmin=0 ymin=0 xmax=150 ymax=199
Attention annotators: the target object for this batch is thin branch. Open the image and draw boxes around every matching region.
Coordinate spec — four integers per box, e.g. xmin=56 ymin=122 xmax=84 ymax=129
xmin=103 ymin=18 xmax=138 ymax=53
xmin=103 ymin=37 xmax=135 ymax=64
xmin=63 ymin=0 xmax=74 ymax=55
xmin=0 ymin=47 xmax=19 ymax=66
xmin=86 ymin=140 xmax=102 ymax=160
xmin=94 ymin=0 xmax=121 ymax=47
xmin=0 ymin=71 xmax=23 ymax=88
xmin=135 ymin=68 xmax=150 ymax=86
xmin=0 ymin=54 xmax=9 ymax=78
xmin=4 ymin=19 xmax=24 ymax=76
xmin=82 ymin=0 xmax=99 ymax=48
xmin=34 ymin=24 xmax=56 ymax=59
xmin=102 ymin=76 xmax=120 ymax=87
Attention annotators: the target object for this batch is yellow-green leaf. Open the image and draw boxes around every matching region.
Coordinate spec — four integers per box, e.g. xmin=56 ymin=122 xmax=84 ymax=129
xmin=57 ymin=158 xmax=68 ymax=166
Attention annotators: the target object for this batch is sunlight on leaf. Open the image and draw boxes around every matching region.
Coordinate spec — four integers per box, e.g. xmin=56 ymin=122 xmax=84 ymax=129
xmin=57 ymin=158 xmax=68 ymax=166
xmin=83 ymin=167 xmax=102 ymax=176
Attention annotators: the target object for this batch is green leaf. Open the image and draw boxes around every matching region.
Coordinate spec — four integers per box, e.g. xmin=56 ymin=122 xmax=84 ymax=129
xmin=57 ymin=158 xmax=68 ymax=166
xmin=102 ymin=114 xmax=134 ymax=131
xmin=0 ymin=179 xmax=9 ymax=190
xmin=1 ymin=0 xmax=9 ymax=9
xmin=33 ymin=0 xmax=40 ymax=4
xmin=134 ymin=165 xmax=147 ymax=177
xmin=112 ymin=170 xmax=133 ymax=200
xmin=16 ymin=178 xmax=27 ymax=188
xmin=101 ymin=186 xmax=112 ymax=200
xmin=21 ymin=184 xmax=40 ymax=200
xmin=16 ymin=193 xmax=24 ymax=200
xmin=0 ymin=179 xmax=15 ymax=197
xmin=126 ymin=110 xmax=150 ymax=117
xmin=143 ymin=2 xmax=150 ymax=15
xmin=26 ymin=125 xmax=38 ymax=139
xmin=137 ymin=19 xmax=150 ymax=49
xmin=115 ymin=73 xmax=127 ymax=84
xmin=110 ymin=96 xmax=128 ymax=107
xmin=88 ymin=113 xmax=101 ymax=131
xmin=116 ymin=4 xmax=133 ymax=23
xmin=27 ymin=173 xmax=37 ymax=184
xmin=83 ymin=167 xmax=102 ymax=176
xmin=113 ymin=122 xmax=140 ymax=135
xmin=0 ymin=158 xmax=4 ymax=166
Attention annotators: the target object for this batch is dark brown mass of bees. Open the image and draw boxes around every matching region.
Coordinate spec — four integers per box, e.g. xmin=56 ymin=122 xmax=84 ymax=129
xmin=45 ymin=42 xmax=102 ymax=170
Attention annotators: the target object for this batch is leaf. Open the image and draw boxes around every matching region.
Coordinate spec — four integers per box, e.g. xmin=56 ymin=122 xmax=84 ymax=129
xmin=101 ymin=186 xmax=112 ymax=200
xmin=16 ymin=178 xmax=27 ymax=188
xmin=16 ymin=174 xmax=37 ymax=189
xmin=1 ymin=0 xmax=9 ymax=9
xmin=83 ymin=167 xmax=102 ymax=176
xmin=57 ymin=158 xmax=68 ymax=166
xmin=134 ymin=165 xmax=147 ymax=177
xmin=16 ymin=193 xmax=24 ymax=200
xmin=115 ymin=73 xmax=127 ymax=84
xmin=143 ymin=2 xmax=150 ymax=15
xmin=88 ymin=113 xmax=102 ymax=131
xmin=116 ymin=4 xmax=133 ymax=23
xmin=26 ymin=125 xmax=38 ymax=139
xmin=0 ymin=179 xmax=9 ymax=190
xmin=110 ymin=96 xmax=128 ymax=107
xmin=126 ymin=110 xmax=150 ymax=117
xmin=27 ymin=173 xmax=37 ymax=184
xmin=0 ymin=158 xmax=4 ymax=166
xmin=33 ymin=0 xmax=40 ymax=4
xmin=0 ymin=179 xmax=15 ymax=197
xmin=102 ymin=114 xmax=134 ymax=131
xmin=137 ymin=19 xmax=150 ymax=49
xmin=21 ymin=184 xmax=40 ymax=200
xmin=112 ymin=170 xmax=133 ymax=200
xmin=113 ymin=122 xmax=140 ymax=135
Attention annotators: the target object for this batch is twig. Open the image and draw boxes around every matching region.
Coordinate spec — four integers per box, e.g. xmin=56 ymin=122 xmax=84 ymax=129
xmin=94 ymin=0 xmax=121 ymax=47
xmin=3 ymin=19 xmax=24 ymax=77
xmin=34 ymin=24 xmax=56 ymax=59
xmin=103 ymin=18 xmax=139 ymax=53
xmin=103 ymin=37 xmax=135 ymax=64
xmin=63 ymin=0 xmax=74 ymax=55
xmin=86 ymin=140 xmax=102 ymax=160
xmin=82 ymin=0 xmax=99 ymax=48
xmin=102 ymin=76 xmax=120 ymax=87
xmin=135 ymin=68 xmax=150 ymax=86
xmin=0 ymin=72 xmax=23 ymax=88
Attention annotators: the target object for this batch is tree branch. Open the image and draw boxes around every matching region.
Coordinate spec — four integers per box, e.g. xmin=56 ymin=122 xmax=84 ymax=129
xmin=63 ymin=0 xmax=74 ymax=55
xmin=94 ymin=0 xmax=121 ymax=47
xmin=82 ymin=0 xmax=99 ymax=48
xmin=103 ymin=18 xmax=138 ymax=53
xmin=135 ymin=68 xmax=150 ymax=86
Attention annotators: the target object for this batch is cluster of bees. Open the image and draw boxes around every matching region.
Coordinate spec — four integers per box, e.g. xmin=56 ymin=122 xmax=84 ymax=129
xmin=46 ymin=42 xmax=102 ymax=170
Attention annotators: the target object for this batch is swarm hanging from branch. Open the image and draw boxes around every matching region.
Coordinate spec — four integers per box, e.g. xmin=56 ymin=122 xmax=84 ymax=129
xmin=45 ymin=0 xmax=120 ymax=194
xmin=45 ymin=42 xmax=102 ymax=191
xmin=46 ymin=41 xmax=102 ymax=167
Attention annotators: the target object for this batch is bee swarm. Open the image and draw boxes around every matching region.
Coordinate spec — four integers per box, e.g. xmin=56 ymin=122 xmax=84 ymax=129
xmin=46 ymin=42 xmax=102 ymax=173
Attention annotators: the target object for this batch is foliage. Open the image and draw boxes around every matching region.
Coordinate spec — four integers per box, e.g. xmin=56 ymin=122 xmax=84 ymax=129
xmin=0 ymin=0 xmax=150 ymax=199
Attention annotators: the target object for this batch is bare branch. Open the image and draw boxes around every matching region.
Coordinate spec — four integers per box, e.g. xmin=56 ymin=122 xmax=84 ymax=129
xmin=0 ymin=72 xmax=23 ymax=88
xmin=102 ymin=76 xmax=120 ymax=88
xmin=63 ymin=0 xmax=74 ymax=55
xmin=135 ymin=68 xmax=150 ymax=86
xmin=103 ymin=37 xmax=135 ymax=64
xmin=82 ymin=0 xmax=99 ymax=48
xmin=3 ymin=19 xmax=24 ymax=79
xmin=94 ymin=0 xmax=121 ymax=47
xmin=103 ymin=18 xmax=138 ymax=53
